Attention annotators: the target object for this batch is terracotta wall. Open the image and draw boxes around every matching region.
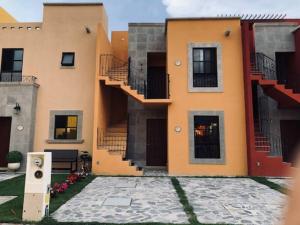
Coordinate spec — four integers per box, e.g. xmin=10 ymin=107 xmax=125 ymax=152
xmin=166 ymin=19 xmax=248 ymax=176
xmin=291 ymin=29 xmax=300 ymax=92
xmin=111 ymin=31 xmax=128 ymax=61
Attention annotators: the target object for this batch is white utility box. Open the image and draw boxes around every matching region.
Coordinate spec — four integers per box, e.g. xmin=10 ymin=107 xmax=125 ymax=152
xmin=22 ymin=152 xmax=52 ymax=222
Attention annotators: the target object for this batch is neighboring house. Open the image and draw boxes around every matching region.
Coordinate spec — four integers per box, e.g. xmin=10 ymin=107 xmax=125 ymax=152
xmin=242 ymin=19 xmax=300 ymax=176
xmin=0 ymin=3 xmax=106 ymax=170
xmin=0 ymin=7 xmax=16 ymax=23
xmin=0 ymin=3 xmax=299 ymax=177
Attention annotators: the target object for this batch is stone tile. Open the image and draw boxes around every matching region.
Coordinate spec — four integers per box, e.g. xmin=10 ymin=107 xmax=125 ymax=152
xmin=103 ymin=197 xmax=132 ymax=206
xmin=52 ymin=177 xmax=187 ymax=224
xmin=0 ymin=173 xmax=21 ymax=182
xmin=268 ymin=178 xmax=293 ymax=189
xmin=0 ymin=196 xmax=17 ymax=205
xmin=178 ymin=178 xmax=287 ymax=225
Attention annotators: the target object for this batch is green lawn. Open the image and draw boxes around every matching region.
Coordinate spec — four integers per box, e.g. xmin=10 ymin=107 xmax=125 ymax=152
xmin=0 ymin=174 xmax=95 ymax=223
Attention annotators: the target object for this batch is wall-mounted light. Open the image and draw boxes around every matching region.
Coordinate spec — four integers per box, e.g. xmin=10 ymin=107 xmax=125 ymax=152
xmin=85 ymin=26 xmax=91 ymax=34
xmin=224 ymin=28 xmax=232 ymax=37
xmin=13 ymin=103 xmax=21 ymax=114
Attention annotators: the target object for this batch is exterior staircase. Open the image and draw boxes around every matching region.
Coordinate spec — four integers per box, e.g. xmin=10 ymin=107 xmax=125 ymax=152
xmin=99 ymin=54 xmax=171 ymax=105
xmin=93 ymin=121 xmax=143 ymax=176
xmin=249 ymin=52 xmax=294 ymax=176
xmin=250 ymin=52 xmax=300 ymax=108
xmin=253 ymin=123 xmax=291 ymax=177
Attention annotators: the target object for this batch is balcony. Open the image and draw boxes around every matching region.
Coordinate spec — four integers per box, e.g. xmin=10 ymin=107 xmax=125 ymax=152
xmin=0 ymin=73 xmax=37 ymax=84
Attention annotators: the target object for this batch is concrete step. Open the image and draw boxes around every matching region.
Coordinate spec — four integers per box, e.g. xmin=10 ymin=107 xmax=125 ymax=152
xmin=103 ymin=136 xmax=127 ymax=141
xmin=100 ymin=145 xmax=126 ymax=151
xmin=101 ymin=140 xmax=127 ymax=145
xmin=106 ymin=132 xmax=127 ymax=137
xmin=107 ymin=127 xmax=127 ymax=133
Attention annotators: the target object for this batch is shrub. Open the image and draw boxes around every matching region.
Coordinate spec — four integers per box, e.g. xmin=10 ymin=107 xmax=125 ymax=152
xmin=6 ymin=151 xmax=23 ymax=163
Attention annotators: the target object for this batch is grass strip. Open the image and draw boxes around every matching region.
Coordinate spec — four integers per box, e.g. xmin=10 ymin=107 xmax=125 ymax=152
xmin=171 ymin=177 xmax=199 ymax=225
xmin=251 ymin=177 xmax=287 ymax=194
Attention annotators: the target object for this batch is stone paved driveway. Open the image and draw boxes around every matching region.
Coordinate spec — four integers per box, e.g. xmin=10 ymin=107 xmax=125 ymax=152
xmin=52 ymin=177 xmax=188 ymax=224
xmin=0 ymin=173 xmax=20 ymax=182
xmin=178 ymin=178 xmax=286 ymax=225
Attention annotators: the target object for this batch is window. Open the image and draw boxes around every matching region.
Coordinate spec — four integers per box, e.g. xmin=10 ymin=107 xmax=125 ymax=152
xmin=188 ymin=43 xmax=223 ymax=92
xmin=194 ymin=116 xmax=220 ymax=159
xmin=189 ymin=111 xmax=225 ymax=164
xmin=1 ymin=49 xmax=23 ymax=81
xmin=61 ymin=52 xmax=75 ymax=67
xmin=193 ymin=48 xmax=217 ymax=87
xmin=54 ymin=115 xmax=78 ymax=140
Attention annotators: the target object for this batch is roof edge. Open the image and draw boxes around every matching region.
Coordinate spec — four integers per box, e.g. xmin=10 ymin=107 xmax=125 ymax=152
xmin=166 ymin=17 xmax=241 ymax=22
xmin=43 ymin=2 xmax=103 ymax=6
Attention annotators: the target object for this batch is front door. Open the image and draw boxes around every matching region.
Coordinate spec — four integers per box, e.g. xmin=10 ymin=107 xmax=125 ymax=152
xmin=0 ymin=117 xmax=12 ymax=167
xmin=280 ymin=120 xmax=300 ymax=164
xmin=146 ymin=119 xmax=167 ymax=166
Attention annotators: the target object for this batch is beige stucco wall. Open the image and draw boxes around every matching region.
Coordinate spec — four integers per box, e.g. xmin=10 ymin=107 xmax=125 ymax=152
xmin=0 ymin=4 xmax=106 ymax=155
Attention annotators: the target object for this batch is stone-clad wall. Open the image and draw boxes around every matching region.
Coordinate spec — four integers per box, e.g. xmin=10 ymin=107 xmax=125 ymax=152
xmin=127 ymin=24 xmax=167 ymax=167
xmin=0 ymin=83 xmax=38 ymax=170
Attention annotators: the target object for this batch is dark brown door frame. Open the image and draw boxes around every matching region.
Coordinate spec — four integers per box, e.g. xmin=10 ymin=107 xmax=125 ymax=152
xmin=146 ymin=119 xmax=167 ymax=166
xmin=0 ymin=117 xmax=12 ymax=167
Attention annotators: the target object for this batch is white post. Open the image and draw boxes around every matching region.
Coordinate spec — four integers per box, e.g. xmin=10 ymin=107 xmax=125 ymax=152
xmin=22 ymin=152 xmax=52 ymax=222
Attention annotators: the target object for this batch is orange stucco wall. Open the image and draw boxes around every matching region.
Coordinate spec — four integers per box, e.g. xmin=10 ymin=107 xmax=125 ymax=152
xmin=167 ymin=19 xmax=248 ymax=176
xmin=0 ymin=4 xmax=106 ymax=156
xmin=0 ymin=7 xmax=16 ymax=23
xmin=111 ymin=31 xmax=128 ymax=61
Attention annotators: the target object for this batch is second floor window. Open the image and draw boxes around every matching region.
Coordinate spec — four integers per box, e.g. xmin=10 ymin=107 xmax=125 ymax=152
xmin=54 ymin=115 xmax=78 ymax=140
xmin=1 ymin=48 xmax=23 ymax=81
xmin=193 ymin=48 xmax=217 ymax=87
xmin=61 ymin=52 xmax=75 ymax=67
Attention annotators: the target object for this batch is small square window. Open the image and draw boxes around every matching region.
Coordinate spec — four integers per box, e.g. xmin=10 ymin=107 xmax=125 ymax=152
xmin=61 ymin=52 xmax=75 ymax=67
xmin=54 ymin=115 xmax=78 ymax=140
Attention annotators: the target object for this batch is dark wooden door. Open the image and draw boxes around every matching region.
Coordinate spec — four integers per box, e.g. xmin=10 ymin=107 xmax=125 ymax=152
xmin=146 ymin=119 xmax=167 ymax=166
xmin=147 ymin=67 xmax=167 ymax=99
xmin=0 ymin=117 xmax=12 ymax=167
xmin=276 ymin=52 xmax=292 ymax=85
xmin=280 ymin=120 xmax=300 ymax=164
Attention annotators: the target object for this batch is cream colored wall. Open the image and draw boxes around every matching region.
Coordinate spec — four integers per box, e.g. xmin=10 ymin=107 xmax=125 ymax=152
xmin=167 ymin=19 xmax=248 ymax=176
xmin=0 ymin=4 xmax=106 ymax=154
xmin=0 ymin=7 xmax=16 ymax=23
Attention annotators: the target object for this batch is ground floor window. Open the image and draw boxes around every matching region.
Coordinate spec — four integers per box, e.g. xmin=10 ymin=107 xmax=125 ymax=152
xmin=194 ymin=115 xmax=220 ymax=159
xmin=189 ymin=111 xmax=225 ymax=164
xmin=48 ymin=110 xmax=83 ymax=143
xmin=54 ymin=115 xmax=78 ymax=140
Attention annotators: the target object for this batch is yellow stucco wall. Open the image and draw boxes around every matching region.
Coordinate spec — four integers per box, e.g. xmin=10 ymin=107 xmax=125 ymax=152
xmin=0 ymin=7 xmax=16 ymax=23
xmin=166 ymin=19 xmax=248 ymax=176
xmin=0 ymin=4 xmax=106 ymax=155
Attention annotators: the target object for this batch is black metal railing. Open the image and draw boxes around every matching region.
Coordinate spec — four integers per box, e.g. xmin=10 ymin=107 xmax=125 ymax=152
xmin=97 ymin=128 xmax=127 ymax=158
xmin=99 ymin=54 xmax=170 ymax=99
xmin=100 ymin=54 xmax=128 ymax=82
xmin=0 ymin=73 xmax=37 ymax=83
xmin=256 ymin=95 xmax=282 ymax=156
xmin=251 ymin=52 xmax=277 ymax=80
